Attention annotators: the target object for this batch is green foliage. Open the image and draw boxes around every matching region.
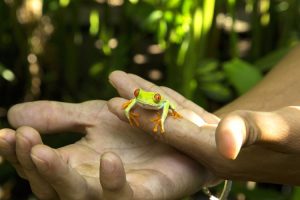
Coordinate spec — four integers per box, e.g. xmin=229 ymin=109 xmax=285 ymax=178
xmin=292 ymin=187 xmax=300 ymax=200
xmin=0 ymin=0 xmax=299 ymax=199
xmin=224 ymin=58 xmax=262 ymax=95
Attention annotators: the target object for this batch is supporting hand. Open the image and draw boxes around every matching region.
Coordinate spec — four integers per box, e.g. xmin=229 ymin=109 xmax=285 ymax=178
xmin=0 ymin=101 xmax=216 ymax=199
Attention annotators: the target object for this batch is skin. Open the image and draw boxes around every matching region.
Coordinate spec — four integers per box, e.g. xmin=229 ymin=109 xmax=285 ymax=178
xmin=1 ymin=44 xmax=300 ymax=198
xmin=0 ymin=90 xmax=219 ymax=199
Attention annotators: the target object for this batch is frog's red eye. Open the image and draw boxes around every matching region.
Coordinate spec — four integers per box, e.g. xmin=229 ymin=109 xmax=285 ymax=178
xmin=153 ymin=93 xmax=161 ymax=103
xmin=134 ymin=89 xmax=140 ymax=97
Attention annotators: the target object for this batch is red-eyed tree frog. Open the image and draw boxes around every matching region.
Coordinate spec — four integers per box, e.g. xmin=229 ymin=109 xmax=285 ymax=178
xmin=122 ymin=88 xmax=182 ymax=133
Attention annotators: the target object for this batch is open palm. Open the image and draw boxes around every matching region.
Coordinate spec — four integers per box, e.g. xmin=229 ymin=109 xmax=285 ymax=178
xmin=0 ymin=72 xmax=219 ymax=199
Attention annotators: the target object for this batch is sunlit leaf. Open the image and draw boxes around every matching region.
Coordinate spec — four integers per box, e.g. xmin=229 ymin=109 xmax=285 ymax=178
xmin=89 ymin=10 xmax=100 ymax=36
xmin=175 ymin=14 xmax=184 ymax=24
xmin=59 ymin=0 xmax=70 ymax=7
xmin=102 ymin=44 xmax=111 ymax=55
xmin=147 ymin=10 xmax=163 ymax=24
xmin=0 ymin=63 xmax=15 ymax=82
xmin=169 ymin=29 xmax=181 ymax=43
xmin=224 ymin=58 xmax=262 ymax=95
xmin=129 ymin=0 xmax=139 ymax=4
xmin=166 ymin=0 xmax=180 ymax=9
xmin=193 ymin=7 xmax=203 ymax=40
xmin=182 ymin=0 xmax=193 ymax=14
xmin=163 ymin=11 xmax=173 ymax=22
xmin=202 ymin=0 xmax=215 ymax=34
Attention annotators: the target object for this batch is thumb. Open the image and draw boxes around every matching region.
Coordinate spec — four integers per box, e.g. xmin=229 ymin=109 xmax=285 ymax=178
xmin=100 ymin=152 xmax=133 ymax=200
xmin=216 ymin=107 xmax=300 ymax=160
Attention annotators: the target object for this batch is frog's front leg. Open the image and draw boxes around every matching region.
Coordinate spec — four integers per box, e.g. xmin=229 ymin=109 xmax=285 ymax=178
xmin=170 ymin=108 xmax=182 ymax=119
xmin=122 ymin=99 xmax=140 ymax=127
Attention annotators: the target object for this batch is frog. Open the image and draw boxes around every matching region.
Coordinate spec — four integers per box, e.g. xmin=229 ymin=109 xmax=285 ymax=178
xmin=122 ymin=88 xmax=182 ymax=134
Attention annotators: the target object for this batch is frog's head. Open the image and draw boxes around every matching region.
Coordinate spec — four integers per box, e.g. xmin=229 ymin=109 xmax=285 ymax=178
xmin=134 ymin=88 xmax=163 ymax=108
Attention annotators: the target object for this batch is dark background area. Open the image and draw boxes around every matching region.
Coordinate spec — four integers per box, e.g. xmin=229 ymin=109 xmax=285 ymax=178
xmin=0 ymin=0 xmax=299 ymax=199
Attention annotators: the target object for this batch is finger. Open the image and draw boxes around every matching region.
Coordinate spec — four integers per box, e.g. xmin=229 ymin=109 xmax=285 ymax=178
xmin=216 ymin=107 xmax=300 ymax=160
xmin=109 ymin=71 xmax=217 ymax=124
xmin=0 ymin=128 xmax=26 ymax=178
xmin=8 ymin=100 xmax=106 ymax=133
xmin=100 ymin=152 xmax=134 ymax=200
xmin=109 ymin=71 xmax=141 ymax=99
xmin=109 ymin=71 xmax=182 ymax=107
xmin=108 ymin=98 xmax=222 ymax=165
xmin=15 ymin=126 xmax=58 ymax=199
xmin=31 ymin=144 xmax=93 ymax=200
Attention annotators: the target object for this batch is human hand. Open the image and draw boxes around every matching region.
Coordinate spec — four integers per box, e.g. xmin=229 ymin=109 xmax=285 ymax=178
xmin=0 ymin=101 xmax=217 ymax=198
xmin=215 ymin=107 xmax=300 ymax=184
xmin=108 ymin=71 xmax=300 ymax=185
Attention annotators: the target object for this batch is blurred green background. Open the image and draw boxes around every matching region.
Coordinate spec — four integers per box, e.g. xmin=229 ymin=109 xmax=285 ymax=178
xmin=0 ymin=0 xmax=300 ymax=199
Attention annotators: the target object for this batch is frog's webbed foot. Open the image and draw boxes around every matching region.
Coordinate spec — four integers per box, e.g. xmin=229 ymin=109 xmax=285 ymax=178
xmin=128 ymin=111 xmax=140 ymax=127
xmin=122 ymin=100 xmax=133 ymax=109
xmin=151 ymin=112 xmax=164 ymax=134
xmin=170 ymin=109 xmax=182 ymax=119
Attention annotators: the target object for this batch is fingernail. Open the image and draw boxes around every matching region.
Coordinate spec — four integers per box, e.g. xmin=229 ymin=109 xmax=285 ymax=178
xmin=108 ymin=79 xmax=117 ymax=89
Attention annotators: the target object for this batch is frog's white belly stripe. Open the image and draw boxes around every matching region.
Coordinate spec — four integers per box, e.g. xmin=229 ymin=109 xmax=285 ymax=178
xmin=137 ymin=102 xmax=163 ymax=110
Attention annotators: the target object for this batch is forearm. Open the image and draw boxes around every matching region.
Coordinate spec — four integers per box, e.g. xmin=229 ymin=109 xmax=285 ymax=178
xmin=215 ymin=44 xmax=300 ymax=116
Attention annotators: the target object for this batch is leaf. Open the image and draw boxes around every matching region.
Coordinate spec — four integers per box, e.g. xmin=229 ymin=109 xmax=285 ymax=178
xmin=292 ymin=187 xmax=300 ymax=200
xmin=198 ymin=71 xmax=225 ymax=82
xmin=89 ymin=10 xmax=100 ymax=36
xmin=223 ymin=58 xmax=262 ymax=95
xmin=176 ymin=35 xmax=190 ymax=66
xmin=158 ymin=20 xmax=167 ymax=48
xmin=89 ymin=62 xmax=104 ymax=77
xmin=146 ymin=10 xmax=163 ymax=24
xmin=0 ymin=63 xmax=15 ymax=82
xmin=196 ymin=59 xmax=218 ymax=75
xmin=200 ymin=82 xmax=232 ymax=102
xmin=165 ymin=0 xmax=180 ymax=9
xmin=193 ymin=7 xmax=203 ymax=40
xmin=202 ymin=0 xmax=216 ymax=34
xmin=254 ymin=46 xmax=291 ymax=72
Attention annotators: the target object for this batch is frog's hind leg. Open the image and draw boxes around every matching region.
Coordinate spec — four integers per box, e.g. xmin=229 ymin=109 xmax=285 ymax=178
xmin=128 ymin=111 xmax=140 ymax=127
xmin=151 ymin=112 xmax=163 ymax=133
xmin=170 ymin=109 xmax=182 ymax=119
